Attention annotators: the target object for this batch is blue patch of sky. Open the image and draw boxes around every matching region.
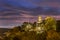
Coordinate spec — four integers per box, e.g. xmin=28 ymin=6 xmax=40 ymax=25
xmin=0 ymin=7 xmax=6 ymax=11
xmin=4 ymin=0 xmax=37 ymax=8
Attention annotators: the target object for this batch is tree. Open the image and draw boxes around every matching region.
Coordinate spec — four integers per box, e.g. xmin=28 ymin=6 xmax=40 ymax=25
xmin=56 ymin=20 xmax=60 ymax=32
xmin=21 ymin=22 xmax=29 ymax=29
xmin=46 ymin=30 xmax=60 ymax=40
xmin=12 ymin=26 xmax=21 ymax=32
xmin=45 ymin=16 xmax=56 ymax=31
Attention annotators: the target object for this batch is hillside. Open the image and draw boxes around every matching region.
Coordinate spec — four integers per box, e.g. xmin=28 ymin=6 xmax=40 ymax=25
xmin=0 ymin=28 xmax=11 ymax=36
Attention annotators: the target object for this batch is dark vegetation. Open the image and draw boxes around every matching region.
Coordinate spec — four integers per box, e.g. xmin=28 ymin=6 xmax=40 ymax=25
xmin=0 ymin=17 xmax=60 ymax=40
xmin=56 ymin=20 xmax=60 ymax=32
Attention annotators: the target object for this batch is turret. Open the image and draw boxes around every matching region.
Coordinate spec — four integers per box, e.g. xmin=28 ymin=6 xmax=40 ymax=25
xmin=37 ymin=16 xmax=42 ymax=23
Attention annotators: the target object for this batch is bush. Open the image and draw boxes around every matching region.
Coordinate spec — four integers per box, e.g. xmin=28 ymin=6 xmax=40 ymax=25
xmin=46 ymin=30 xmax=60 ymax=40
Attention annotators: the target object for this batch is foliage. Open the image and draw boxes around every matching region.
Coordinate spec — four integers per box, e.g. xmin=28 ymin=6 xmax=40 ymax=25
xmin=1 ymin=16 xmax=60 ymax=40
xmin=45 ymin=16 xmax=56 ymax=31
xmin=46 ymin=30 xmax=60 ymax=40
xmin=33 ymin=22 xmax=37 ymax=27
xmin=12 ymin=26 xmax=22 ymax=32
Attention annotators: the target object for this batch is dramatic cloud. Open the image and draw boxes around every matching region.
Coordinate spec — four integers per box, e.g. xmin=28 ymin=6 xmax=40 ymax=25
xmin=0 ymin=0 xmax=60 ymax=28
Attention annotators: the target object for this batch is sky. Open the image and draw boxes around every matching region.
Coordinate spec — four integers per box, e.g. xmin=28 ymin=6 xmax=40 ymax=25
xmin=0 ymin=0 xmax=60 ymax=28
